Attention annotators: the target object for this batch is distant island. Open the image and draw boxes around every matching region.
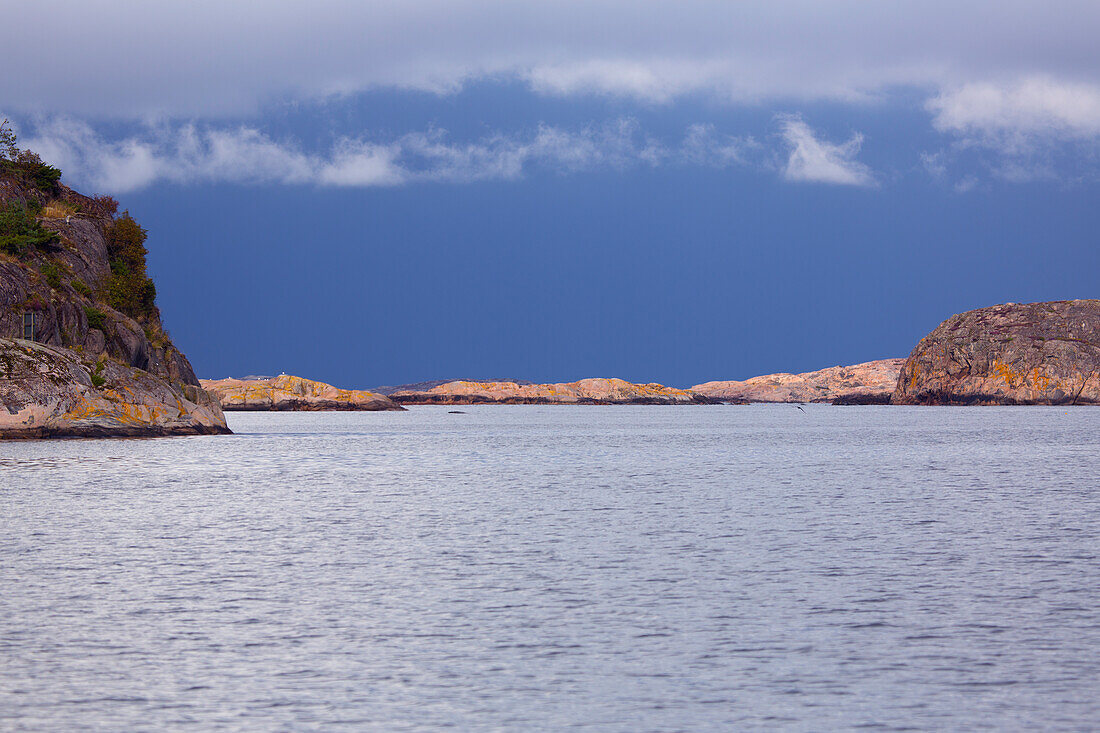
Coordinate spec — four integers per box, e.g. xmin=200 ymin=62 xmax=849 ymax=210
xmin=200 ymin=375 xmax=403 ymax=411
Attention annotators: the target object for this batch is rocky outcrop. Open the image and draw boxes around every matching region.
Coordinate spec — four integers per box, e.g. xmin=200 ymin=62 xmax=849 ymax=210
xmin=892 ymin=300 xmax=1100 ymax=405
xmin=1 ymin=172 xmax=199 ymax=387
xmin=391 ymin=378 xmax=713 ymax=405
xmin=1 ymin=158 xmax=234 ymax=438
xmin=0 ymin=338 xmax=228 ymax=438
xmin=691 ymin=359 xmax=904 ymax=404
xmin=200 ymin=375 xmax=405 ymax=411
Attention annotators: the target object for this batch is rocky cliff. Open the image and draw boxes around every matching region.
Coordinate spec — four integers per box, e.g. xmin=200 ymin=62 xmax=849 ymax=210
xmin=200 ymin=375 xmax=405 ymax=411
xmin=892 ymin=300 xmax=1100 ymax=405
xmin=1 ymin=339 xmax=227 ymax=438
xmin=691 ymin=359 xmax=904 ymax=404
xmin=391 ymin=378 xmax=712 ymax=405
xmin=0 ymin=178 xmax=198 ymax=386
xmin=1 ymin=146 xmax=229 ymax=436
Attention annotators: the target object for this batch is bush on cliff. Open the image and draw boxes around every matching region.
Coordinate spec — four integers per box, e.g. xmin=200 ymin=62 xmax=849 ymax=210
xmin=84 ymin=306 xmax=107 ymax=332
xmin=0 ymin=203 xmax=60 ymax=257
xmin=0 ymin=119 xmax=62 ymax=194
xmin=104 ymin=211 xmax=159 ymax=322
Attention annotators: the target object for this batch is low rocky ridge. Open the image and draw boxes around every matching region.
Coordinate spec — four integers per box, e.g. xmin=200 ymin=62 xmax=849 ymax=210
xmin=372 ymin=378 xmax=535 ymax=396
xmin=1 ymin=338 xmax=228 ymax=438
xmin=691 ymin=359 xmax=905 ymax=404
xmin=892 ymin=300 xmax=1100 ymax=405
xmin=391 ymin=378 xmax=712 ymax=405
xmin=200 ymin=375 xmax=405 ymax=411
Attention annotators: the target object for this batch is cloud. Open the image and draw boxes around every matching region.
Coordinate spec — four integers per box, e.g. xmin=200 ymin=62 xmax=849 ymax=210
xmin=681 ymin=124 xmax=758 ymax=167
xmin=22 ymin=118 xmax=678 ymax=193
xmin=929 ymin=77 xmax=1100 ymax=144
xmin=2 ymin=2 xmax=1099 ymax=119
xmin=919 ymin=78 xmax=1100 ymax=183
xmin=778 ymin=116 xmax=875 ymax=186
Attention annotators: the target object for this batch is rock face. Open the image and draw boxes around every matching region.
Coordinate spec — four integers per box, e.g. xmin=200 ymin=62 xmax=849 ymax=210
xmin=892 ymin=300 xmax=1100 ymax=405
xmin=200 ymin=375 xmax=405 ymax=411
xmin=1 ymin=338 xmax=228 ymax=438
xmin=391 ymin=378 xmax=712 ymax=405
xmin=2 ymin=164 xmax=231 ymax=438
xmin=691 ymin=359 xmax=905 ymax=404
xmin=0 ymin=176 xmax=198 ymax=386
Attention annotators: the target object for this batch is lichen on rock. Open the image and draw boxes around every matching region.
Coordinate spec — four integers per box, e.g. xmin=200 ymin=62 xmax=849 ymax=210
xmin=892 ymin=300 xmax=1100 ymax=405
xmin=1 ymin=338 xmax=229 ymax=438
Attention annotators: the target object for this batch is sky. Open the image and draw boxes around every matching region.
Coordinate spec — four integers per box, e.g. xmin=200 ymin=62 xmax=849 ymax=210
xmin=2 ymin=1 xmax=1099 ymax=388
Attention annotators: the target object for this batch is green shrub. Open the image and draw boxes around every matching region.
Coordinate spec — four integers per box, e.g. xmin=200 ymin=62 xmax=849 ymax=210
xmin=0 ymin=151 xmax=62 ymax=194
xmin=71 ymin=279 xmax=91 ymax=297
xmin=0 ymin=203 xmax=59 ymax=256
xmin=90 ymin=359 xmax=107 ymax=388
xmin=40 ymin=260 xmax=63 ymax=290
xmin=84 ymin=306 xmax=107 ymax=332
xmin=1 ymin=123 xmax=63 ymax=193
xmin=104 ymin=211 xmax=158 ymax=322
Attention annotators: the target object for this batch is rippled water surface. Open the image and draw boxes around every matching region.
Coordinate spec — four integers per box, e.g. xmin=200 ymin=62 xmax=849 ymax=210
xmin=2 ymin=405 xmax=1099 ymax=730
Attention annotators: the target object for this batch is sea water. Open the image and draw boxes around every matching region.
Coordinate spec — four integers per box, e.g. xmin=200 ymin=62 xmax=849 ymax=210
xmin=2 ymin=405 xmax=1098 ymax=730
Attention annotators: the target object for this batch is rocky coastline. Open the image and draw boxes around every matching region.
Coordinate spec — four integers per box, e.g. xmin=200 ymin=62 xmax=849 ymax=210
xmin=201 ymin=375 xmax=404 ymax=411
xmin=1 ymin=338 xmax=227 ymax=438
xmin=390 ymin=378 xmax=714 ymax=405
xmin=691 ymin=359 xmax=904 ymax=404
xmin=1 ymin=154 xmax=229 ymax=438
xmin=892 ymin=300 xmax=1099 ymax=405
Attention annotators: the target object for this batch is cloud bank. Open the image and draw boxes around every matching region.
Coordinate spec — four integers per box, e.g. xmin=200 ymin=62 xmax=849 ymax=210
xmin=22 ymin=118 xmax=727 ymax=193
xmin=2 ymin=1 xmax=1098 ymax=138
xmin=21 ymin=117 xmax=872 ymax=193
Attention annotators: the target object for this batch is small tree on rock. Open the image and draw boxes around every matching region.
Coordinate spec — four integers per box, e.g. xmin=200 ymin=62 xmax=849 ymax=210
xmin=0 ymin=118 xmax=17 ymax=161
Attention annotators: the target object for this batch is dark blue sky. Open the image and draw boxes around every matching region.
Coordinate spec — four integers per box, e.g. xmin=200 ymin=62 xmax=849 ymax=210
xmin=4 ymin=3 xmax=1098 ymax=388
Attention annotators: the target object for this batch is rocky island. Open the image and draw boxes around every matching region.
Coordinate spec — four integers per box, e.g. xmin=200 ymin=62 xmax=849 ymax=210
xmin=0 ymin=129 xmax=229 ymax=437
xmin=201 ymin=375 xmax=404 ymax=411
xmin=691 ymin=359 xmax=904 ymax=404
xmin=390 ymin=378 xmax=713 ymax=405
xmin=892 ymin=300 xmax=1100 ymax=405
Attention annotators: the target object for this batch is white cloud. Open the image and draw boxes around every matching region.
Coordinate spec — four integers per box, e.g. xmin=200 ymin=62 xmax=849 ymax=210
xmin=929 ymin=77 xmax=1100 ymax=142
xmin=681 ymin=124 xmax=758 ymax=167
xmin=22 ymin=118 xmax=682 ymax=194
xmin=778 ymin=116 xmax=875 ymax=186
xmin=920 ymin=77 xmax=1100 ymax=183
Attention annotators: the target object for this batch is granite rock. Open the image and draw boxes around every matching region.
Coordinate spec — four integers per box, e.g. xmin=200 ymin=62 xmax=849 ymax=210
xmin=691 ymin=359 xmax=905 ymax=403
xmin=892 ymin=300 xmax=1100 ymax=405
xmin=200 ymin=375 xmax=405 ymax=411
xmin=391 ymin=378 xmax=712 ymax=405
xmin=0 ymin=338 xmax=228 ymax=438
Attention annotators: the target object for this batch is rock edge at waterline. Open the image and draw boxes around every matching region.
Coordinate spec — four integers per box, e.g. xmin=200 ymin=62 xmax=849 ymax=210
xmin=691 ymin=359 xmax=905 ymax=404
xmin=892 ymin=299 xmax=1100 ymax=405
xmin=391 ymin=378 xmax=715 ymax=405
xmin=0 ymin=338 xmax=230 ymax=438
